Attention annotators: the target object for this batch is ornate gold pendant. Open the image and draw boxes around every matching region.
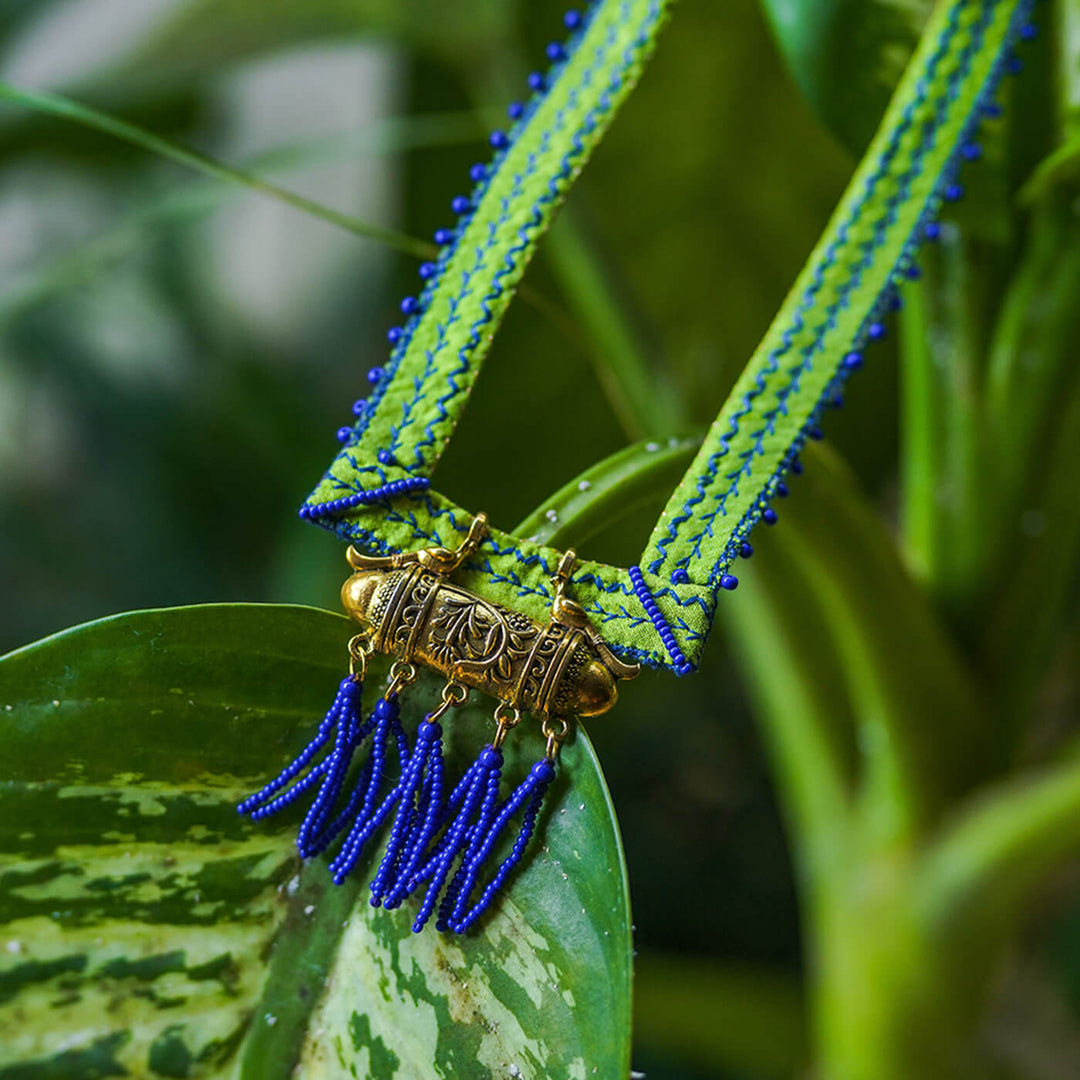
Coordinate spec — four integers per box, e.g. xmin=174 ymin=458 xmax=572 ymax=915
xmin=341 ymin=513 xmax=639 ymax=728
xmin=238 ymin=513 xmax=638 ymax=934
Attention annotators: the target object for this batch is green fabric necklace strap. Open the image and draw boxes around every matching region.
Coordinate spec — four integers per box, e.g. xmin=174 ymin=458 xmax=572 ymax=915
xmin=303 ymin=0 xmax=1033 ymax=674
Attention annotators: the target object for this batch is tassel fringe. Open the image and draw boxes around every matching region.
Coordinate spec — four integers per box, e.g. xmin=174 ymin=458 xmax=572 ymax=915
xmin=238 ymin=672 xmax=559 ymax=934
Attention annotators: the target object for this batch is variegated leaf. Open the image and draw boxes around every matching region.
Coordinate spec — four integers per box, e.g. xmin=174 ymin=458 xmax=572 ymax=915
xmin=0 ymin=604 xmax=632 ymax=1079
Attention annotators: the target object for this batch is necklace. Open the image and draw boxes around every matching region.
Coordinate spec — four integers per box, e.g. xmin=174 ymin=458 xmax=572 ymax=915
xmin=237 ymin=0 xmax=1035 ymax=935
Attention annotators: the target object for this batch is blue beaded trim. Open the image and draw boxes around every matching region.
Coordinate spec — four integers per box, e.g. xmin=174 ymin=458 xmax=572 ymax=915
xmin=300 ymin=0 xmax=1037 ymax=673
xmin=647 ymin=0 xmax=1035 ymax=586
xmin=300 ymin=477 xmax=431 ymax=520
xmin=628 ymin=565 xmax=694 ymax=676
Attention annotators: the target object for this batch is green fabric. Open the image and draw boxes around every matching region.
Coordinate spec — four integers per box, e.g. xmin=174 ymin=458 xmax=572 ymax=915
xmin=305 ymin=0 xmax=1029 ymax=672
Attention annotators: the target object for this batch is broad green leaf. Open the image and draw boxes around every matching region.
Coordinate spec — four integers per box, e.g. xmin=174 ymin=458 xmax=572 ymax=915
xmin=0 ymin=604 xmax=632 ymax=1079
xmin=758 ymin=0 xmax=932 ymax=153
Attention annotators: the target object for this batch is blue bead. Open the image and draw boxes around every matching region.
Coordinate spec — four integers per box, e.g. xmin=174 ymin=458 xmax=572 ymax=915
xmin=375 ymin=696 xmax=397 ymax=720
xmin=776 ymin=481 xmax=789 ymax=497
xmin=675 ymin=662 xmax=694 ymax=677
xmin=983 ymin=101 xmax=1003 ymax=118
xmin=924 ymin=221 xmax=941 ymax=241
xmin=531 ymin=759 xmax=556 ymax=783
xmin=843 ymin=351 xmax=864 ymax=370
xmin=387 ymin=326 xmax=403 ymax=345
xmin=418 ymin=720 xmax=442 ymax=741
xmin=763 ymin=508 xmax=778 ymax=525
xmin=564 ymin=9 xmax=582 ymax=29
xmin=888 ymin=293 xmax=903 ymax=311
xmin=740 ymin=542 xmax=754 ymax=559
xmin=790 ymin=458 xmax=804 ymax=475
xmin=367 ymin=366 xmax=385 ymax=384
xmin=489 ymin=130 xmax=509 ymax=150
xmin=469 ymin=163 xmax=487 ymax=182
xmin=944 ymin=183 xmax=965 ymax=202
xmin=507 ymin=101 xmax=524 ymax=120
xmin=419 ymin=261 xmax=437 ymax=280
xmin=479 ymin=746 xmax=503 ymax=769
xmin=868 ymin=322 xmax=886 ymax=341
xmin=434 ymin=228 xmax=454 ymax=245
xmin=808 ymin=425 xmax=824 ymax=441
xmin=720 ymin=574 xmax=739 ymax=591
xmin=377 ymin=449 xmax=395 ymax=466
xmin=1019 ymin=23 xmax=1038 ymax=41
xmin=527 ymin=71 xmax=545 ymax=91
xmin=671 ymin=567 xmax=690 ymax=585
xmin=906 ymin=264 xmax=922 ymax=280
xmin=451 ymin=195 xmax=470 ymax=214
xmin=336 ymin=427 xmax=352 ymax=443
xmin=546 ymin=42 xmax=566 ymax=62
xmin=831 ymin=393 xmax=845 ymax=409
xmin=401 ymin=296 xmax=420 ymax=315
xmin=352 ymin=399 xmax=367 ymax=417
xmin=961 ymin=142 xmax=983 ymax=162
xmin=1006 ymin=55 xmax=1024 ymax=75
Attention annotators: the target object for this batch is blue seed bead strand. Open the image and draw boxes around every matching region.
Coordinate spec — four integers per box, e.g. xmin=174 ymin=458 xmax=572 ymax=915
xmin=327 ymin=695 xmax=409 ymax=884
xmin=237 ymin=676 xmax=357 ymax=816
xmin=301 ymin=477 xmax=430 ymax=521
xmin=297 ymin=694 xmax=384 ymax=858
xmin=451 ymin=787 xmax=546 ymax=934
xmin=628 ymin=565 xmax=693 ymax=676
xmin=296 ymin=687 xmax=362 ymax=858
xmin=437 ymin=751 xmax=506 ymax=929
xmin=413 ymin=747 xmax=503 ymax=933
xmin=382 ymin=725 xmax=448 ymax=910
xmin=449 ymin=758 xmax=556 ymax=934
xmin=404 ymin=754 xmax=487 ymax=894
xmin=369 ymin=719 xmax=443 ymax=907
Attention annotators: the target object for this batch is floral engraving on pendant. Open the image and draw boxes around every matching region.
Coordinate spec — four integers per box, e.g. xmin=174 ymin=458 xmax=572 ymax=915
xmin=427 ymin=589 xmax=539 ymax=685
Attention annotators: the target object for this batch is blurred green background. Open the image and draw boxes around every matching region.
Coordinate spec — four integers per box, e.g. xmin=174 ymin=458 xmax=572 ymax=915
xmin=1 ymin=1 xmax=1078 ymax=1076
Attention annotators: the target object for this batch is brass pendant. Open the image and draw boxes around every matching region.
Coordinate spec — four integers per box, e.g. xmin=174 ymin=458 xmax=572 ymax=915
xmin=340 ymin=513 xmax=639 ymax=730
xmin=239 ymin=513 xmax=641 ymax=933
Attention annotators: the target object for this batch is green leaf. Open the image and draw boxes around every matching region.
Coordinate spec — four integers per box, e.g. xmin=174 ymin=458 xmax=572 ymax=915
xmin=542 ymin=211 xmax=688 ymax=441
xmin=917 ymin=746 xmax=1080 ymax=960
xmin=634 ymin=951 xmax=809 ymax=1077
xmin=0 ymin=112 xmax=481 ymax=327
xmin=0 ymin=81 xmax=434 ymax=259
xmin=515 ymin=434 xmax=701 ymax=549
xmin=1018 ymin=134 xmax=1080 ymax=203
xmin=717 ymin=505 xmax=855 ymax=893
xmin=123 ymin=0 xmax=512 ymax=88
xmin=0 ymin=604 xmax=632 ymax=1079
xmin=759 ymin=445 xmax=983 ymax=836
xmin=758 ymin=0 xmax=932 ymax=153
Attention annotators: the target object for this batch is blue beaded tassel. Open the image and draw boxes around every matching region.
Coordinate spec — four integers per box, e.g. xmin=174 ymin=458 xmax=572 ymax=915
xmin=443 ymin=754 xmax=557 ymax=934
xmin=408 ymin=740 xmax=509 ymax=933
xmin=237 ymin=634 xmax=381 ymax=857
xmin=372 ymin=682 xmax=469 ymax=910
xmin=326 ymin=683 xmax=413 ymax=885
